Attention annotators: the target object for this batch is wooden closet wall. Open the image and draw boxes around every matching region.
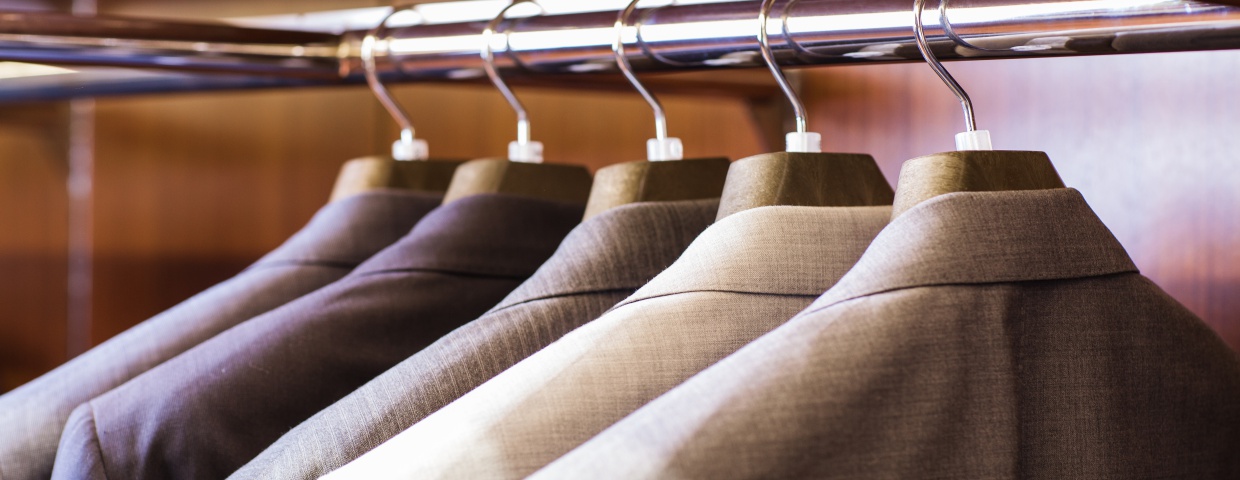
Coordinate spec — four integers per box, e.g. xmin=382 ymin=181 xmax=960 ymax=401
xmin=0 ymin=0 xmax=1236 ymax=392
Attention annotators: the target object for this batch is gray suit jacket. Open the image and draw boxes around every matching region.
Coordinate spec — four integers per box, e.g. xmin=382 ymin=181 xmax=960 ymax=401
xmin=322 ymin=205 xmax=893 ymax=480
xmin=229 ymin=199 xmax=720 ymax=480
xmin=49 ymin=194 xmax=583 ymax=480
xmin=534 ymin=189 xmax=1240 ymax=480
xmin=0 ymin=190 xmax=439 ymax=480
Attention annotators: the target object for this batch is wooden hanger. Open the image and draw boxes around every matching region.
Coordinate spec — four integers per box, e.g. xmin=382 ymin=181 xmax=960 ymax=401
xmin=443 ymin=158 xmax=593 ymax=204
xmin=891 ymin=0 xmax=1066 ymax=220
xmin=439 ymin=0 xmax=594 ymax=207
xmin=716 ymin=0 xmax=894 ymax=221
xmin=332 ymin=10 xmax=464 ymax=203
xmin=329 ymin=157 xmax=463 ymax=203
xmin=580 ymin=1 xmax=731 ymax=220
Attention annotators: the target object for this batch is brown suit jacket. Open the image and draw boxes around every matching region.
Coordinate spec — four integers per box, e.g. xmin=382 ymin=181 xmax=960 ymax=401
xmin=534 ymin=189 xmax=1240 ymax=480
xmin=49 ymin=194 xmax=583 ymax=480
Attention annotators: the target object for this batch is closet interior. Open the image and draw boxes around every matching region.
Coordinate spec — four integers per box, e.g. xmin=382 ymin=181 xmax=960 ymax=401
xmin=0 ymin=0 xmax=1235 ymax=463
xmin=0 ymin=0 xmax=1235 ymax=478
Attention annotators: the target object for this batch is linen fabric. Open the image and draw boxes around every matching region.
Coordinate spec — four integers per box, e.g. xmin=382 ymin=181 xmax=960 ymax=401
xmin=49 ymin=194 xmax=584 ymax=480
xmin=533 ymin=189 xmax=1240 ymax=480
xmin=0 ymin=190 xmax=439 ymax=480
xmin=230 ymin=199 xmax=720 ymax=480
xmin=323 ymin=204 xmax=893 ymax=480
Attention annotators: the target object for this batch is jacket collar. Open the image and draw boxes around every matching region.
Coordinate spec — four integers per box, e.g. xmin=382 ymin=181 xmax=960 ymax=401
xmin=808 ymin=188 xmax=1138 ymax=312
xmin=616 ymin=204 xmax=893 ymax=309
xmin=354 ymin=194 xmax=585 ymax=278
xmin=490 ymin=199 xmax=720 ymax=312
xmin=255 ymin=190 xmax=442 ymax=267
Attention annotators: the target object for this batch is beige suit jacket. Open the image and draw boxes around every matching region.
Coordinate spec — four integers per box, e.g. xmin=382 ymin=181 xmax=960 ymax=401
xmin=322 ymin=205 xmax=892 ymax=480
xmin=533 ymin=189 xmax=1240 ymax=480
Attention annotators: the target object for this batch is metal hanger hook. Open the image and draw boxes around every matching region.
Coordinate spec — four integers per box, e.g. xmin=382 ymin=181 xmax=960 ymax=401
xmin=362 ymin=5 xmax=426 ymax=152
xmin=758 ymin=0 xmax=808 ymax=135
xmin=913 ymin=0 xmax=978 ymax=133
xmin=482 ymin=0 xmax=545 ymax=146
xmin=615 ymin=0 xmax=674 ymax=141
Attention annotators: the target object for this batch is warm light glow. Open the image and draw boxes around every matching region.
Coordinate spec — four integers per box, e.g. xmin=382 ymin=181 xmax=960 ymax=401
xmin=786 ymin=12 xmax=909 ymax=35
xmin=388 ymin=35 xmax=481 ymax=56
xmin=0 ymin=62 xmax=76 ymax=80
xmin=640 ymin=19 xmax=757 ymax=43
xmin=508 ymin=27 xmax=617 ymax=51
xmin=226 ymin=0 xmax=744 ymax=32
xmin=784 ymin=0 xmax=1177 ymax=38
xmin=948 ymin=0 xmax=1176 ymax=24
xmin=391 ymin=18 xmax=761 ymax=58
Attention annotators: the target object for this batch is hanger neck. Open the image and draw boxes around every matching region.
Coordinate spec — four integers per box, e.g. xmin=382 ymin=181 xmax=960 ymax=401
xmin=891 ymin=150 xmax=1066 ymax=220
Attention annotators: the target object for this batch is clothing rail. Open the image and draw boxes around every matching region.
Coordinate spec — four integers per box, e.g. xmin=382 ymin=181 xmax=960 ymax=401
xmin=0 ymin=0 xmax=1238 ymax=99
xmin=0 ymin=12 xmax=341 ymax=78
xmin=363 ymin=0 xmax=1240 ymax=80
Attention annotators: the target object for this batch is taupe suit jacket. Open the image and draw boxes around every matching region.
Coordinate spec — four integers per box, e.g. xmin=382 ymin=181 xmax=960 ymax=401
xmin=0 ymin=191 xmax=439 ymax=480
xmin=534 ymin=189 xmax=1240 ymax=480
xmin=49 ymin=194 xmax=583 ymax=480
xmin=230 ymin=199 xmax=719 ymax=480
xmin=323 ymin=205 xmax=892 ymax=480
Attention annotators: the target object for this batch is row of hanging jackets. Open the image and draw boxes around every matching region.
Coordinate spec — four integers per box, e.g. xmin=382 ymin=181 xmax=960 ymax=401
xmin=2 ymin=0 xmax=1240 ymax=474
xmin=0 ymin=142 xmax=1238 ymax=479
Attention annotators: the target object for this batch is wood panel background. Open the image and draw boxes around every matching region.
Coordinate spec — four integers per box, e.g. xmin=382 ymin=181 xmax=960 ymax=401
xmin=0 ymin=104 xmax=69 ymax=390
xmin=84 ymin=84 xmax=767 ymax=347
xmin=0 ymin=0 xmax=1236 ymax=392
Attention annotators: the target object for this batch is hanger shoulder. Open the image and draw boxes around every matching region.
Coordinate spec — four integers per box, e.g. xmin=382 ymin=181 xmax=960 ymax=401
xmin=331 ymin=156 xmax=392 ymax=203
xmin=582 ymin=157 xmax=731 ymax=220
xmin=444 ymin=159 xmax=593 ymax=205
xmin=329 ymin=157 xmax=463 ymax=203
xmin=891 ymin=150 xmax=1065 ymax=219
xmin=716 ymin=152 xmax=895 ymax=220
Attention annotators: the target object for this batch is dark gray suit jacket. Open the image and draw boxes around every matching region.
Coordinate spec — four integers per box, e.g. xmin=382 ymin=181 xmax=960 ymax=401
xmin=49 ymin=194 xmax=583 ymax=480
xmin=534 ymin=189 xmax=1240 ymax=480
xmin=0 ymin=190 xmax=439 ymax=480
xmin=230 ymin=199 xmax=720 ymax=480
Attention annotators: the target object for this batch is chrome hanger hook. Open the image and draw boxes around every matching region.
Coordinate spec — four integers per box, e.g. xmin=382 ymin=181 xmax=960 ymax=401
xmin=913 ymin=0 xmax=992 ymax=150
xmin=913 ymin=0 xmax=977 ymax=133
xmin=482 ymin=0 xmax=546 ymax=162
xmin=615 ymin=0 xmax=671 ymax=142
xmin=938 ymin=0 xmax=996 ymax=53
xmin=633 ymin=3 xmax=692 ymax=68
xmin=758 ymin=0 xmax=806 ymax=134
xmin=615 ymin=0 xmax=684 ymax=161
xmin=758 ymin=0 xmax=820 ymax=153
xmin=779 ymin=0 xmax=831 ymax=61
xmin=362 ymin=6 xmax=429 ymax=161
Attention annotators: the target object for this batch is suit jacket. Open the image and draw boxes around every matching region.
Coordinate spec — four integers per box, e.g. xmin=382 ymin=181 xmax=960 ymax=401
xmin=0 ymin=190 xmax=438 ymax=480
xmin=49 ymin=194 xmax=584 ymax=480
xmin=533 ymin=189 xmax=1240 ymax=480
xmin=229 ymin=199 xmax=720 ymax=480
xmin=322 ymin=205 xmax=893 ymax=480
